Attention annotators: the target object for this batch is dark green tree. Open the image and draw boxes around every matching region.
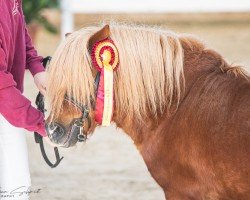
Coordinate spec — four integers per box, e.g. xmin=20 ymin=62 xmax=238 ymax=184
xmin=22 ymin=0 xmax=59 ymax=33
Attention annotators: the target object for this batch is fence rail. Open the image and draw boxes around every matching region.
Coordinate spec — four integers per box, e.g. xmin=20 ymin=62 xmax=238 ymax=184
xmin=61 ymin=0 xmax=250 ymax=37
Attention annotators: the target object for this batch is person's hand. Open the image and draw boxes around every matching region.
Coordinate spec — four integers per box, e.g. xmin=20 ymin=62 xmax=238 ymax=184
xmin=34 ymin=71 xmax=46 ymax=95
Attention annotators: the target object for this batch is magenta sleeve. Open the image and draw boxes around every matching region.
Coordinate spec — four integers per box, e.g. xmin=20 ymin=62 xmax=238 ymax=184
xmin=20 ymin=3 xmax=44 ymax=76
xmin=25 ymin=27 xmax=45 ymax=76
xmin=0 ymin=45 xmax=47 ymax=137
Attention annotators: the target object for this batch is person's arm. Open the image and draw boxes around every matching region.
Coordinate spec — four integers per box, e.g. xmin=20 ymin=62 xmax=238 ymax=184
xmin=24 ymin=27 xmax=45 ymax=76
xmin=21 ymin=0 xmax=44 ymax=77
xmin=0 ymin=39 xmax=46 ymax=136
xmin=25 ymin=26 xmax=47 ymax=94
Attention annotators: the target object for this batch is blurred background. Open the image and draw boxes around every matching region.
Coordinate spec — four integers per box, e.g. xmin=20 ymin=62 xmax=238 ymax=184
xmin=23 ymin=1 xmax=250 ymax=199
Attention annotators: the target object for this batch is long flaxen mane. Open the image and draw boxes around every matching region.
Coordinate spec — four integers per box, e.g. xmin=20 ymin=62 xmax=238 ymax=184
xmin=47 ymin=23 xmax=185 ymax=120
xmin=47 ymin=23 xmax=189 ymax=121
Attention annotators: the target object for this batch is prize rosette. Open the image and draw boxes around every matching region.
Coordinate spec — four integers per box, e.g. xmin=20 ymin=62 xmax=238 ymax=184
xmin=91 ymin=38 xmax=119 ymax=126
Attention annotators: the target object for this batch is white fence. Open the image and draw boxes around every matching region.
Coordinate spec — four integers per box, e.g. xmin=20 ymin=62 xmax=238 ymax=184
xmin=61 ymin=0 xmax=250 ymax=37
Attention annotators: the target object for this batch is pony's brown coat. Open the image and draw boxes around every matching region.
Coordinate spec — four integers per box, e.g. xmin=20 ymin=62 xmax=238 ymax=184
xmin=46 ymin=24 xmax=250 ymax=200
xmin=114 ymin=37 xmax=250 ymax=200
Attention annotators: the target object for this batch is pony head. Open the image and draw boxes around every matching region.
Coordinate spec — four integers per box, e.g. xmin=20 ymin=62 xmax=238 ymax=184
xmin=45 ymin=23 xmax=184 ymax=147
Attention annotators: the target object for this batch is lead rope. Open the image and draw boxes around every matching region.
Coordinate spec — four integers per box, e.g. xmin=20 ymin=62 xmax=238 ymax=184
xmin=34 ymin=56 xmax=64 ymax=168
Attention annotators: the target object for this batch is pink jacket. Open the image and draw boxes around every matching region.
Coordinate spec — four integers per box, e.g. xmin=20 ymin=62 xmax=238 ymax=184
xmin=0 ymin=0 xmax=46 ymax=136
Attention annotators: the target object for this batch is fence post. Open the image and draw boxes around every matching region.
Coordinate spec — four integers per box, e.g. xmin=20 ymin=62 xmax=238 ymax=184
xmin=61 ymin=0 xmax=74 ymax=39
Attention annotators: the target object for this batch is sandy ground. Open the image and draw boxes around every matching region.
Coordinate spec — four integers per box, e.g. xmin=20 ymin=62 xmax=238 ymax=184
xmin=22 ymin=13 xmax=250 ymax=200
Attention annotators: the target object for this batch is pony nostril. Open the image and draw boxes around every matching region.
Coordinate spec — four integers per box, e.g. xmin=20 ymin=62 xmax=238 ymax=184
xmin=45 ymin=123 xmax=66 ymax=145
xmin=46 ymin=123 xmax=64 ymax=137
xmin=47 ymin=123 xmax=58 ymax=134
xmin=53 ymin=124 xmax=65 ymax=137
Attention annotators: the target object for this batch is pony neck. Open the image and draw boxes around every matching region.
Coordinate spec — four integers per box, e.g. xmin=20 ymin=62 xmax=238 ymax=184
xmin=112 ymin=108 xmax=169 ymax=146
xmin=111 ymin=37 xmax=223 ymax=146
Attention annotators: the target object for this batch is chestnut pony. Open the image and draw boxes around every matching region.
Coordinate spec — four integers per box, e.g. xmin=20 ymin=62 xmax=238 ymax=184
xmin=45 ymin=24 xmax=250 ymax=199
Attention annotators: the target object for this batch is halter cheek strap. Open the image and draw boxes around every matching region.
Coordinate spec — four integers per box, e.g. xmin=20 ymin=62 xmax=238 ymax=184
xmin=91 ymin=38 xmax=119 ymax=126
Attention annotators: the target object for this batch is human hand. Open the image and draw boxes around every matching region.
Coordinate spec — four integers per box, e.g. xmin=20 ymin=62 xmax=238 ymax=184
xmin=34 ymin=71 xmax=46 ymax=95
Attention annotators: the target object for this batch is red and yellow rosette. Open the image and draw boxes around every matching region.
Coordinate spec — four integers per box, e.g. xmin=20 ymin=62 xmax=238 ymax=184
xmin=91 ymin=38 xmax=119 ymax=126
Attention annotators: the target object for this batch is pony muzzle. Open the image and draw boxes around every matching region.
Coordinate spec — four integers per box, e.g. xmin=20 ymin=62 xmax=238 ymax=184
xmin=45 ymin=122 xmax=79 ymax=148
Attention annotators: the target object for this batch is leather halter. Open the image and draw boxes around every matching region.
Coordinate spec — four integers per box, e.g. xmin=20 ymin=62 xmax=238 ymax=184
xmin=63 ymin=96 xmax=91 ymax=142
xmin=63 ymin=71 xmax=101 ymax=142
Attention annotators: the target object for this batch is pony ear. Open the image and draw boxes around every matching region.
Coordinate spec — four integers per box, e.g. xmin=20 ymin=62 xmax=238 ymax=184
xmin=88 ymin=25 xmax=110 ymax=50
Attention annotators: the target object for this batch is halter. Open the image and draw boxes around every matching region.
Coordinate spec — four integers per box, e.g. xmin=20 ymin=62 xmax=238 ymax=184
xmin=63 ymin=72 xmax=101 ymax=143
xmin=63 ymin=96 xmax=90 ymax=142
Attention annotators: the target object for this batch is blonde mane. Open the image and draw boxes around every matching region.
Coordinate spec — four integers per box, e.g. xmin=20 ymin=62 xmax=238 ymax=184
xmin=47 ymin=24 xmax=184 ymax=120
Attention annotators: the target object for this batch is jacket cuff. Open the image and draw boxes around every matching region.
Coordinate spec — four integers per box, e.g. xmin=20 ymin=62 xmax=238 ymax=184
xmin=28 ymin=61 xmax=45 ymax=77
xmin=36 ymin=124 xmax=47 ymax=137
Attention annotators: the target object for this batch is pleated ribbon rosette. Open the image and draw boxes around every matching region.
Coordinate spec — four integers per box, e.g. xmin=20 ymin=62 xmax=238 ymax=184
xmin=91 ymin=38 xmax=119 ymax=126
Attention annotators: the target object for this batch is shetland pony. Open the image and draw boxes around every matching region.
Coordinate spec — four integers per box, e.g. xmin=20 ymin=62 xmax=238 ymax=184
xmin=45 ymin=24 xmax=250 ymax=200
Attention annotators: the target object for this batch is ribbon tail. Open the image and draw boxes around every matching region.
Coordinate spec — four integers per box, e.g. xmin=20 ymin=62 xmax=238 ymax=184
xmin=102 ymin=65 xmax=114 ymax=126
